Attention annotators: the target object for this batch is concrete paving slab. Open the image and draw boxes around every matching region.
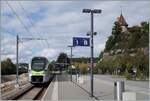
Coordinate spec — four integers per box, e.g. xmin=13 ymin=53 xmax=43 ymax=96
xmin=72 ymin=74 xmax=149 ymax=100
xmin=42 ymin=74 xmax=95 ymax=100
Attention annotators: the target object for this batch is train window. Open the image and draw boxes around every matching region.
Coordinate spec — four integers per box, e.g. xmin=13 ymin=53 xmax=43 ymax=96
xmin=31 ymin=60 xmax=46 ymax=71
xmin=32 ymin=62 xmax=45 ymax=70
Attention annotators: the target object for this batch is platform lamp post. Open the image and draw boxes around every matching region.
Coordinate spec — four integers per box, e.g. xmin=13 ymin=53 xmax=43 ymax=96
xmin=82 ymin=8 xmax=102 ymax=97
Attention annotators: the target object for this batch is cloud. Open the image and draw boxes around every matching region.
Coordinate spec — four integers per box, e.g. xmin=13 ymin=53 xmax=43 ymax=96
xmin=35 ymin=48 xmax=58 ymax=61
xmin=95 ymin=43 xmax=105 ymax=55
xmin=1 ymin=33 xmax=16 ymax=55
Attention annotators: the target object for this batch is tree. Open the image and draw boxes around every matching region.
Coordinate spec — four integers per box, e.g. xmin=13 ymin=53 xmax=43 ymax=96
xmin=98 ymin=51 xmax=104 ymax=61
xmin=79 ymin=63 xmax=88 ymax=74
xmin=105 ymin=21 xmax=122 ymax=51
xmin=139 ymin=22 xmax=149 ymax=47
xmin=141 ymin=22 xmax=149 ymax=34
xmin=128 ymin=22 xmax=149 ymax=49
xmin=134 ymin=51 xmax=149 ymax=78
xmin=96 ymin=60 xmax=108 ymax=74
xmin=112 ymin=21 xmax=122 ymax=43
xmin=56 ymin=52 xmax=70 ymax=64
xmin=105 ymin=35 xmax=115 ymax=51
xmin=1 ymin=58 xmax=16 ymax=75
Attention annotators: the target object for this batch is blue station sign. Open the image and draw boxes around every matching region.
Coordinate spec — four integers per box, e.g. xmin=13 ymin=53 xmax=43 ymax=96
xmin=73 ymin=37 xmax=90 ymax=46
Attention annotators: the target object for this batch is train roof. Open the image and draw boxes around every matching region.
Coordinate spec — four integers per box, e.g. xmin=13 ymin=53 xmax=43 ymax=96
xmin=31 ymin=56 xmax=48 ymax=60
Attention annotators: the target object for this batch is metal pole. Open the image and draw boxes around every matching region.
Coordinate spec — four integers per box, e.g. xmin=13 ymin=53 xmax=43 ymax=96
xmin=83 ymin=9 xmax=101 ymax=97
xmin=16 ymin=35 xmax=19 ymax=86
xmin=76 ymin=69 xmax=77 ymax=82
xmin=90 ymin=11 xmax=94 ymax=97
xmin=114 ymin=81 xmax=125 ymax=100
xmin=71 ymin=47 xmax=72 ymax=63
xmin=70 ymin=46 xmax=72 ymax=81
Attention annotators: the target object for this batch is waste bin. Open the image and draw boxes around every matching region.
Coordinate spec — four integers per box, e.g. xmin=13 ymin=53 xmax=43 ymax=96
xmin=114 ymin=81 xmax=125 ymax=100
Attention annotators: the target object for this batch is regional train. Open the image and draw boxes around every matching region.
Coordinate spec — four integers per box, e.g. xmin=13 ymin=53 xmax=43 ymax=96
xmin=29 ymin=57 xmax=54 ymax=84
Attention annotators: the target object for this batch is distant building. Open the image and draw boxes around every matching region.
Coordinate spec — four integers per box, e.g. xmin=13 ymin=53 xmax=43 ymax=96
xmin=19 ymin=63 xmax=28 ymax=69
xmin=117 ymin=13 xmax=128 ymax=32
xmin=88 ymin=63 xmax=97 ymax=68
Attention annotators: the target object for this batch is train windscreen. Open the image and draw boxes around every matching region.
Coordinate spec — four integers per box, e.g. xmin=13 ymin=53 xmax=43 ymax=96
xmin=31 ymin=58 xmax=46 ymax=71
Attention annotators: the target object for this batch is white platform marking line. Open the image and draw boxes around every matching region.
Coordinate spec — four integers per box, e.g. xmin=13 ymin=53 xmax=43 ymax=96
xmin=51 ymin=75 xmax=58 ymax=100
xmin=42 ymin=77 xmax=54 ymax=100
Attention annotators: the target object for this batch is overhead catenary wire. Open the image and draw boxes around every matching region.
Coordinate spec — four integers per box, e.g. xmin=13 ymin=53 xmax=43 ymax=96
xmin=20 ymin=42 xmax=34 ymax=53
xmin=18 ymin=1 xmax=50 ymax=48
xmin=5 ymin=1 xmax=34 ymax=37
xmin=1 ymin=29 xmax=45 ymax=56
xmin=5 ymin=1 xmax=45 ymax=48
xmin=1 ymin=30 xmax=32 ymax=55
xmin=1 ymin=29 xmax=15 ymax=56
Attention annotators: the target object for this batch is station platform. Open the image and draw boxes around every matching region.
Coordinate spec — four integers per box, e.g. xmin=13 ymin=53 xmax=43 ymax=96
xmin=42 ymin=74 xmax=94 ymax=100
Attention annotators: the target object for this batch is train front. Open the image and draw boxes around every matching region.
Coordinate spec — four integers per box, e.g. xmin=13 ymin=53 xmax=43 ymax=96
xmin=29 ymin=57 xmax=49 ymax=84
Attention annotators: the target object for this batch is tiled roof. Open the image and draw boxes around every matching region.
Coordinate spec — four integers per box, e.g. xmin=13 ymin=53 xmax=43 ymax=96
xmin=118 ymin=14 xmax=128 ymax=26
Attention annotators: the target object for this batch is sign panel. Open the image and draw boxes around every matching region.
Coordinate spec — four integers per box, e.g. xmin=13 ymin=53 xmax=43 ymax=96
xmin=73 ymin=37 xmax=90 ymax=46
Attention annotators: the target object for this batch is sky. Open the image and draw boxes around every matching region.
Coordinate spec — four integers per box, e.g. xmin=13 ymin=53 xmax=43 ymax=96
xmin=1 ymin=0 xmax=150 ymax=63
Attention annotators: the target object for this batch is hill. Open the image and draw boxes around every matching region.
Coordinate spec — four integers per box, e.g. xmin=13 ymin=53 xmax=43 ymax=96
xmin=96 ymin=14 xmax=149 ymax=80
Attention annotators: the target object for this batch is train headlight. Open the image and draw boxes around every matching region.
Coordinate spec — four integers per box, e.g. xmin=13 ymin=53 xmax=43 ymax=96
xmin=41 ymin=71 xmax=45 ymax=76
xmin=29 ymin=70 xmax=46 ymax=76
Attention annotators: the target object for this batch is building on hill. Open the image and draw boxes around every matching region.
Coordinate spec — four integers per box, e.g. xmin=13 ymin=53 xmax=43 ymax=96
xmin=117 ymin=13 xmax=128 ymax=32
xmin=103 ymin=13 xmax=148 ymax=57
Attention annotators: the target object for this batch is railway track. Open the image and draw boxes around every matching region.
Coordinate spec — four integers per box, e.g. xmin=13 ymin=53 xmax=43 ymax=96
xmin=13 ymin=75 xmax=55 ymax=100
xmin=13 ymin=86 xmax=44 ymax=100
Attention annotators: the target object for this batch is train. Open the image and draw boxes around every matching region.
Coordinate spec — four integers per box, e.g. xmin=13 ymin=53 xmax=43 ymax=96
xmin=29 ymin=57 xmax=54 ymax=84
